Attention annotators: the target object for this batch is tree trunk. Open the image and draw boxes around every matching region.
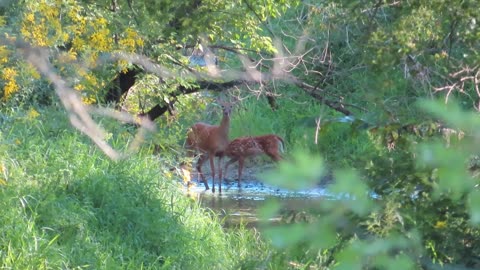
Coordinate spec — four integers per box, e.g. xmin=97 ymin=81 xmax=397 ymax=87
xmin=142 ymin=99 xmax=177 ymax=120
xmin=105 ymin=68 xmax=139 ymax=105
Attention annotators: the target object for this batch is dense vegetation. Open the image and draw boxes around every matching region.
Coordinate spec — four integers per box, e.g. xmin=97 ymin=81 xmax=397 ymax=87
xmin=1 ymin=0 xmax=480 ymax=269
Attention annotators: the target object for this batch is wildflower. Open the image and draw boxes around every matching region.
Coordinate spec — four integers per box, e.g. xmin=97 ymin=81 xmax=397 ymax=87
xmin=3 ymin=80 xmax=19 ymax=100
xmin=434 ymin=220 xmax=447 ymax=229
xmin=67 ymin=50 xmax=77 ymax=61
xmin=74 ymin=84 xmax=85 ymax=91
xmin=81 ymin=96 xmax=96 ymax=105
xmin=2 ymin=67 xmax=17 ymax=79
xmin=2 ymin=67 xmax=19 ymax=100
xmin=25 ymin=13 xmax=35 ymax=23
xmin=27 ymin=109 xmax=40 ymax=120
xmin=72 ymin=37 xmax=85 ymax=51
xmin=96 ymin=17 xmax=108 ymax=26
xmin=90 ymin=29 xmax=112 ymax=51
xmin=119 ymin=28 xmax=144 ymax=51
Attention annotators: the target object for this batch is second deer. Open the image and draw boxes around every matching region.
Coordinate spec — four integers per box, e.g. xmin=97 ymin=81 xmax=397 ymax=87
xmin=223 ymin=134 xmax=285 ymax=188
xmin=184 ymin=99 xmax=235 ymax=193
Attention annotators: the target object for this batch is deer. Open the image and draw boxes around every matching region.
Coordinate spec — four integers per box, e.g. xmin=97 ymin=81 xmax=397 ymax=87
xmin=222 ymin=134 xmax=285 ymax=188
xmin=184 ymin=99 xmax=235 ymax=193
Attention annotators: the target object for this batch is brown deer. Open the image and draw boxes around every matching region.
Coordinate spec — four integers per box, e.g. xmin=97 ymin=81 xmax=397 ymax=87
xmin=223 ymin=134 xmax=285 ymax=188
xmin=184 ymin=100 xmax=235 ymax=193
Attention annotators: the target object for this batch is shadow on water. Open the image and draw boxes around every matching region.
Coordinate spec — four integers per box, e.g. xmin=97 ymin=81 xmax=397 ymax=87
xmin=187 ymin=178 xmax=338 ymax=228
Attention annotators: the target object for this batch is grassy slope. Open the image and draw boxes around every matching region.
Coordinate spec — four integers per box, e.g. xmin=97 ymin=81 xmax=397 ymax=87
xmin=0 ymin=108 xmax=268 ymax=269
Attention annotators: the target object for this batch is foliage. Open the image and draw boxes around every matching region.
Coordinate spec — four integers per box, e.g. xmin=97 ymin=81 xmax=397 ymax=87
xmin=0 ymin=0 xmax=298 ymax=107
xmin=0 ymin=0 xmax=143 ymax=104
xmin=258 ymin=100 xmax=480 ymax=269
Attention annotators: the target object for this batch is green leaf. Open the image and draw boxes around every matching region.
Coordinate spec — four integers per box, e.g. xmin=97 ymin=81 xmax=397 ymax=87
xmin=310 ymin=219 xmax=337 ymax=249
xmin=334 ymin=244 xmax=362 ymax=270
xmin=260 ymin=150 xmax=324 ymax=190
xmin=329 ymin=169 xmax=374 ymax=216
xmin=257 ymin=199 xmax=281 ymax=222
xmin=468 ymin=190 xmax=480 ymax=225
xmin=418 ymin=142 xmax=473 ymax=200
xmin=263 ymin=223 xmax=308 ymax=248
xmin=419 ymin=99 xmax=480 ymax=135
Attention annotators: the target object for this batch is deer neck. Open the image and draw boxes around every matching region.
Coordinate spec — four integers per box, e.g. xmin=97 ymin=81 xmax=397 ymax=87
xmin=218 ymin=115 xmax=230 ymax=138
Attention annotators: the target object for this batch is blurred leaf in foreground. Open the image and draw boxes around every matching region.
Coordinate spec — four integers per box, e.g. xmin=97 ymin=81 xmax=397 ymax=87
xmin=329 ymin=169 xmax=375 ymax=216
xmin=259 ymin=149 xmax=324 ymax=190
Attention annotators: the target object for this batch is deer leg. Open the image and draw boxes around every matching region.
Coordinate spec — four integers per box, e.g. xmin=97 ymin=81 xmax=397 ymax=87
xmin=224 ymin=157 xmax=239 ymax=182
xmin=238 ymin=157 xmax=245 ymax=188
xmin=209 ymin=155 xmax=216 ymax=193
xmin=267 ymin=151 xmax=282 ymax=162
xmin=196 ymin=154 xmax=210 ymax=190
xmin=218 ymin=155 xmax=224 ymax=193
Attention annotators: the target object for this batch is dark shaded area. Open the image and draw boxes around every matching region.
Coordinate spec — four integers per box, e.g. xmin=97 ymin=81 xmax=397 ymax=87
xmin=140 ymin=98 xmax=177 ymax=120
xmin=105 ymin=68 xmax=140 ymax=105
xmin=167 ymin=0 xmax=203 ymax=31
xmin=142 ymin=80 xmax=243 ymax=121
xmin=105 ymin=64 xmax=245 ymax=121
xmin=266 ymin=94 xmax=278 ymax=111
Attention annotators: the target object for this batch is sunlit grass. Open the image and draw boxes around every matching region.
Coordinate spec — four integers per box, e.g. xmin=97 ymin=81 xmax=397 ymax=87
xmin=0 ymin=107 xmax=272 ymax=269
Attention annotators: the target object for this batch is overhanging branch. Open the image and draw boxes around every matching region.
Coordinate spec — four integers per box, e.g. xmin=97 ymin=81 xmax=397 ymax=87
xmin=294 ymin=80 xmax=367 ymax=116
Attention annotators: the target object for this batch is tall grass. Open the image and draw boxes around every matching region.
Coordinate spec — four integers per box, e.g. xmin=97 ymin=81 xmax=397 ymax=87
xmin=0 ymin=107 xmax=270 ymax=269
xmin=228 ymin=94 xmax=374 ymax=169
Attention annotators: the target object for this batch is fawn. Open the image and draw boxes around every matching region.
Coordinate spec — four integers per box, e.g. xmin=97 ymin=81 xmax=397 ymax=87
xmin=184 ymin=100 xmax=235 ymax=193
xmin=223 ymin=134 xmax=285 ymax=188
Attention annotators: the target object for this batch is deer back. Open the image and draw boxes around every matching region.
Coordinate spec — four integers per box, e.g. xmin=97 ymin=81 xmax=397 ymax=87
xmin=226 ymin=137 xmax=263 ymax=157
xmin=226 ymin=134 xmax=285 ymax=159
xmin=256 ymin=135 xmax=284 ymax=153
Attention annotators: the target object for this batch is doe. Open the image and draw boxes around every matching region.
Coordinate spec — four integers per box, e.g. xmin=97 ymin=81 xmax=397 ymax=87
xmin=184 ymin=99 xmax=235 ymax=193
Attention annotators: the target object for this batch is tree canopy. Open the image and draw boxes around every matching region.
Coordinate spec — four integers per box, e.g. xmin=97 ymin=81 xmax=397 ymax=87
xmin=2 ymin=1 xmax=480 ymax=269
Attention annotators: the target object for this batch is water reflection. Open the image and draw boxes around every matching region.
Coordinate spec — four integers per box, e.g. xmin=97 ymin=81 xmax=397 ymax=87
xmin=187 ymin=179 xmax=332 ymax=228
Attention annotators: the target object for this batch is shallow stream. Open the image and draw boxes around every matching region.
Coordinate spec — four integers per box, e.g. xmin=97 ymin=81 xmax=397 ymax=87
xmin=187 ymin=177 xmax=335 ymax=227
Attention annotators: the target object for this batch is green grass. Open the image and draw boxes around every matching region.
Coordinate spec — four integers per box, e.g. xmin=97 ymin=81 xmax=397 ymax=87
xmin=0 ymin=107 xmax=272 ymax=269
xmin=226 ymin=95 xmax=375 ymax=170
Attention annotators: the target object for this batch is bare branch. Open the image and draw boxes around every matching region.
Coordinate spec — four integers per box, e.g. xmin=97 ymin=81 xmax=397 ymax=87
xmin=18 ymin=44 xmax=123 ymax=160
xmin=434 ymin=65 xmax=480 ymax=107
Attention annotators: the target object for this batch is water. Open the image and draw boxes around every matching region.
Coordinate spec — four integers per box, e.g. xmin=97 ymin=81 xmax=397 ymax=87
xmin=186 ymin=178 xmax=336 ymax=228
